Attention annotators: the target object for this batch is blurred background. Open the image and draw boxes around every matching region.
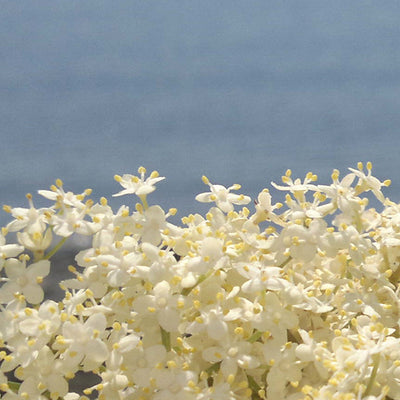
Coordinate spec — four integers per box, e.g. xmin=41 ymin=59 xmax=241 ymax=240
xmin=2 ymin=2 xmax=400 ymax=391
xmin=2 ymin=1 xmax=400 ymax=228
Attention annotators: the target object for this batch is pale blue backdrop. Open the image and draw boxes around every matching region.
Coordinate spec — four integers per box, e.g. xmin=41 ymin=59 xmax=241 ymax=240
xmin=2 ymin=1 xmax=400 ymax=227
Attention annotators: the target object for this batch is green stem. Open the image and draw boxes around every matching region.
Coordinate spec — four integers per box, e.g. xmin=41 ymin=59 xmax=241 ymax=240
xmin=278 ymin=255 xmax=292 ymax=268
xmin=160 ymin=326 xmax=171 ymax=352
xmin=139 ymin=195 xmax=149 ymax=210
xmin=43 ymin=237 xmax=68 ymax=260
xmin=248 ymin=330 xmax=263 ymax=343
xmin=247 ymin=374 xmax=262 ymax=399
xmin=181 ymin=269 xmax=214 ymax=296
xmin=205 ymin=361 xmax=221 ymax=375
xmin=365 ymin=354 xmax=380 ymax=397
xmin=7 ymin=381 xmax=20 ymax=392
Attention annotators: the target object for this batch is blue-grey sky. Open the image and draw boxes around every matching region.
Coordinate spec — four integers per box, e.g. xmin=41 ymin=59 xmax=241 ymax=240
xmin=2 ymin=1 xmax=400 ymax=225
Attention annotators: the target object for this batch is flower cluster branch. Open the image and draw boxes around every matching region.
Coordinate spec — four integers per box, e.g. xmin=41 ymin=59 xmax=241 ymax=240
xmin=0 ymin=163 xmax=399 ymax=400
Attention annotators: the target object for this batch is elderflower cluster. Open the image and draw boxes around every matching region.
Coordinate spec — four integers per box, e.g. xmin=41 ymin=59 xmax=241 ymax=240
xmin=1 ymin=163 xmax=400 ymax=400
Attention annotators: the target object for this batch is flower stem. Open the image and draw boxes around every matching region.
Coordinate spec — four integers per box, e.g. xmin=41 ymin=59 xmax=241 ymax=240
xmin=247 ymin=374 xmax=263 ymax=400
xmin=277 ymin=255 xmax=292 ymax=268
xmin=365 ymin=354 xmax=380 ymax=397
xmin=248 ymin=330 xmax=263 ymax=343
xmin=8 ymin=381 xmax=20 ymax=392
xmin=43 ymin=237 xmax=68 ymax=260
xmin=160 ymin=326 xmax=171 ymax=352
xmin=205 ymin=361 xmax=221 ymax=375
xmin=139 ymin=195 xmax=149 ymax=210
xmin=181 ymin=269 xmax=214 ymax=296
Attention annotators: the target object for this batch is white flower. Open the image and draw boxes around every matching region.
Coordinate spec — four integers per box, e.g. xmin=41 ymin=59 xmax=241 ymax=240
xmin=2 ymin=376 xmax=47 ymax=400
xmin=349 ymin=161 xmax=391 ymax=203
xmin=152 ymin=368 xmax=198 ymax=400
xmin=317 ymin=168 xmax=357 ymax=212
xmin=124 ymin=344 xmax=167 ymax=388
xmin=133 ymin=280 xmax=183 ymax=332
xmin=135 ymin=205 xmax=167 ymax=245
xmin=17 ymin=229 xmax=52 ymax=252
xmin=0 ymin=233 xmax=24 ymax=270
xmin=18 ymin=300 xmax=60 ymax=338
xmin=95 ymin=368 xmax=129 ymax=398
xmin=266 ymin=344 xmax=302 ymax=400
xmin=195 ymin=176 xmax=251 ymax=213
xmin=48 ymin=207 xmax=98 ymax=237
xmin=271 ymin=169 xmax=318 ymax=195
xmin=202 ymin=339 xmax=260 ymax=378
xmin=2 ymin=332 xmax=44 ymax=370
xmin=251 ymin=189 xmax=284 ymax=225
xmin=113 ymin=166 xmax=165 ymax=197
xmin=236 ymin=262 xmax=289 ymax=293
xmin=17 ymin=346 xmax=69 ymax=398
xmin=58 ymin=312 xmax=109 ymax=370
xmin=38 ymin=179 xmax=90 ymax=209
xmin=270 ymin=221 xmax=324 ymax=263
xmin=0 ymin=299 xmax=23 ymax=342
xmin=4 ymin=193 xmax=52 ymax=233
xmin=0 ymin=258 xmax=50 ymax=304
xmin=107 ymin=330 xmax=140 ymax=371
xmin=186 ymin=303 xmax=229 ymax=341
xmin=295 ymin=329 xmax=330 ymax=380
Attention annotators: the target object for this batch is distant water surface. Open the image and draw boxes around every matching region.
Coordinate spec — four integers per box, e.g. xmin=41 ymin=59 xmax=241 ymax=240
xmin=2 ymin=1 xmax=400 ymax=228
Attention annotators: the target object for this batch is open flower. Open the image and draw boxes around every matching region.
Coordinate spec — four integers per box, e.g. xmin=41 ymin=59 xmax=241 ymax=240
xmin=4 ymin=193 xmax=52 ymax=234
xmin=195 ymin=176 xmax=250 ymax=213
xmin=0 ymin=233 xmax=24 ymax=269
xmin=0 ymin=258 xmax=50 ymax=304
xmin=349 ymin=161 xmax=391 ymax=203
xmin=113 ymin=166 xmax=165 ymax=197
xmin=57 ymin=312 xmax=109 ymax=370
xmin=133 ymin=280 xmax=183 ymax=332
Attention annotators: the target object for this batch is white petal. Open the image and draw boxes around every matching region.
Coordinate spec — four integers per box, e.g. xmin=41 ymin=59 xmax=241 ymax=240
xmin=85 ymin=340 xmax=109 ymax=363
xmin=195 ymin=193 xmax=212 ymax=203
xmin=85 ymin=312 xmax=107 ymax=332
xmin=19 ymin=318 xmax=39 ymax=336
xmin=207 ymin=317 xmax=228 ymax=340
xmin=38 ymin=190 xmax=58 ymax=200
xmin=158 ymin=308 xmax=180 ymax=332
xmin=27 ymin=260 xmax=50 ymax=279
xmin=202 ymin=346 xmax=224 ymax=363
xmin=112 ymin=188 xmax=136 ymax=197
xmin=24 ymin=284 xmax=44 ymax=304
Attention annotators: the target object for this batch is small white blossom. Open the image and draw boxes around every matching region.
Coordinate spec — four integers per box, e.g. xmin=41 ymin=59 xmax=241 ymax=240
xmin=3 ymin=193 xmax=53 ymax=234
xmin=113 ymin=166 xmax=165 ymax=197
xmin=0 ymin=258 xmax=50 ymax=304
xmin=349 ymin=161 xmax=390 ymax=203
xmin=133 ymin=280 xmax=183 ymax=332
xmin=0 ymin=233 xmax=24 ymax=269
xmin=195 ymin=175 xmax=251 ymax=213
xmin=57 ymin=312 xmax=109 ymax=370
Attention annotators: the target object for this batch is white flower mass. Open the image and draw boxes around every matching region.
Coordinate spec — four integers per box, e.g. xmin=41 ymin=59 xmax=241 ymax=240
xmin=0 ymin=163 xmax=399 ymax=400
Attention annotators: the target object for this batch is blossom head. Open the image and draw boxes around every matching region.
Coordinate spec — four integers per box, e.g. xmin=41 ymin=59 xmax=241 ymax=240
xmin=195 ymin=175 xmax=251 ymax=213
xmin=113 ymin=166 xmax=165 ymax=198
xmin=1 ymin=163 xmax=399 ymax=400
